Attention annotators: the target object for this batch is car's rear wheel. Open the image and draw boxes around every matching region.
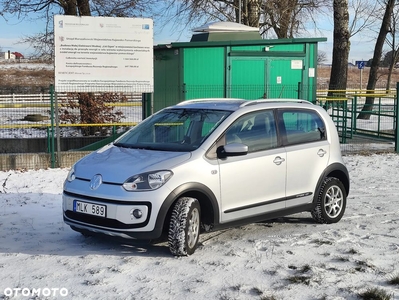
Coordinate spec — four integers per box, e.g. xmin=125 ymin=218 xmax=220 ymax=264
xmin=311 ymin=177 xmax=346 ymax=224
xmin=168 ymin=197 xmax=201 ymax=256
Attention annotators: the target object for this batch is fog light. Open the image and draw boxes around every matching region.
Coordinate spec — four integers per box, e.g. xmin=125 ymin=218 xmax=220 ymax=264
xmin=132 ymin=209 xmax=143 ymax=219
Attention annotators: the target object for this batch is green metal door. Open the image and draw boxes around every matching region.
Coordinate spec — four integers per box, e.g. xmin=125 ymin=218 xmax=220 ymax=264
xmin=229 ymin=59 xmax=266 ymax=99
xmin=267 ymin=59 xmax=303 ymax=99
xmin=229 ymin=58 xmax=303 ymax=100
xmin=183 ymin=47 xmax=225 ymax=100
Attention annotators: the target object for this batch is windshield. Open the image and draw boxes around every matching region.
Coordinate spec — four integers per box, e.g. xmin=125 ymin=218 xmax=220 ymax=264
xmin=114 ymin=108 xmax=232 ymax=151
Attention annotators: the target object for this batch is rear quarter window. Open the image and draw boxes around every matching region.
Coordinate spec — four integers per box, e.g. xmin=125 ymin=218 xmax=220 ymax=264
xmin=279 ymin=109 xmax=326 ymax=145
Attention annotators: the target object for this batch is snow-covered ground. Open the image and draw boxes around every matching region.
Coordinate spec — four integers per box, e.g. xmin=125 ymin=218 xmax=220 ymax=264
xmin=0 ymin=154 xmax=399 ymax=300
xmin=0 ymin=60 xmax=53 ymax=70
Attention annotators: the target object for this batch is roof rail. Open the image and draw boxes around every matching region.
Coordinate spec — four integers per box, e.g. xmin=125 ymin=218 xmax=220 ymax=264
xmin=240 ymin=99 xmax=312 ymax=107
xmin=176 ymin=98 xmax=246 ymax=105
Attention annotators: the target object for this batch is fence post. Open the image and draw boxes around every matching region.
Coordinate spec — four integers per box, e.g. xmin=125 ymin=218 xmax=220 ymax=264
xmin=395 ymin=83 xmax=399 ymax=153
xmin=297 ymin=82 xmax=301 ymax=100
xmin=50 ymin=84 xmax=56 ymax=168
xmin=353 ymin=96 xmax=357 ymax=135
xmin=55 ymin=91 xmax=61 ymax=167
xmin=112 ymin=125 xmax=116 ymax=140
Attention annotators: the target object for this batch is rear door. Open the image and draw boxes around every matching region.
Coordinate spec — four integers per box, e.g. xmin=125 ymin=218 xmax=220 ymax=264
xmin=277 ymin=108 xmax=330 ymax=208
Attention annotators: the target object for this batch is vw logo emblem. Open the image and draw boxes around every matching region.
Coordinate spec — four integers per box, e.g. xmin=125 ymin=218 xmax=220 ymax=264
xmin=90 ymin=174 xmax=103 ymax=190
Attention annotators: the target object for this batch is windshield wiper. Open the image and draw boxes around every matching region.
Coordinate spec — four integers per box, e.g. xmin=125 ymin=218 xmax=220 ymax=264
xmin=113 ymin=142 xmax=130 ymax=148
xmin=114 ymin=142 xmax=159 ymax=150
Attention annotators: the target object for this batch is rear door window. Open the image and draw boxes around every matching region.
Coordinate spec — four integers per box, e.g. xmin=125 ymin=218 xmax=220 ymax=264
xmin=278 ymin=109 xmax=326 ymax=146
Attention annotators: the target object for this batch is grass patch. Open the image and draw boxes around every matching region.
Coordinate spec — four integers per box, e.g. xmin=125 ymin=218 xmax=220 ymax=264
xmin=347 ymin=248 xmax=359 ymax=255
xmin=0 ymin=69 xmax=54 ymax=87
xmin=358 ymin=287 xmax=393 ymax=300
xmin=300 ymin=264 xmax=312 ymax=273
xmin=250 ymin=287 xmax=263 ymax=296
xmin=287 ymin=275 xmax=311 ymax=285
xmin=354 ymin=259 xmax=374 ymax=272
xmin=230 ymin=284 xmax=241 ymax=291
xmin=387 ymin=273 xmax=399 ymax=285
xmin=311 ymin=238 xmax=333 ymax=245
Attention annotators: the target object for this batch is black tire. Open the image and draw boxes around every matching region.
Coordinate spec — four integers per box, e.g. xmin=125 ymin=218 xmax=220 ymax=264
xmin=311 ymin=177 xmax=346 ymax=224
xmin=168 ymin=197 xmax=201 ymax=256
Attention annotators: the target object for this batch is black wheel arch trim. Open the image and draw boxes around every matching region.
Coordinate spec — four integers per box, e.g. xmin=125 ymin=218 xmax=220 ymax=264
xmin=313 ymin=162 xmax=350 ymax=207
xmin=153 ymin=182 xmax=220 ymax=235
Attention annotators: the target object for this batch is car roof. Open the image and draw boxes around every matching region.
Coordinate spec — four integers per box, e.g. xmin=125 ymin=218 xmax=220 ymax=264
xmin=172 ymin=98 xmax=313 ymax=111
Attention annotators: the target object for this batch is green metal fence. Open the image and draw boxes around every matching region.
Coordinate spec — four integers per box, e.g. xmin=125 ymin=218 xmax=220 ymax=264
xmin=0 ymin=84 xmax=398 ymax=170
xmin=316 ymin=88 xmax=397 ymax=154
xmin=0 ymin=85 xmax=143 ymax=170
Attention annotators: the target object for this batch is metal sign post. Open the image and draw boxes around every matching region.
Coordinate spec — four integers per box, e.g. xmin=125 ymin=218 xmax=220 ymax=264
xmin=356 ymin=61 xmax=365 ymax=91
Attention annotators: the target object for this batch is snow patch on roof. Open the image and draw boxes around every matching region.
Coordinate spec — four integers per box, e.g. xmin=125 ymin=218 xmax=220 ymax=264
xmin=193 ymin=21 xmax=259 ymax=33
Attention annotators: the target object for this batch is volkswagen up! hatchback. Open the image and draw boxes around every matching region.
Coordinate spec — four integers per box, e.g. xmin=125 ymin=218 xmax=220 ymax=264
xmin=63 ymin=99 xmax=350 ymax=256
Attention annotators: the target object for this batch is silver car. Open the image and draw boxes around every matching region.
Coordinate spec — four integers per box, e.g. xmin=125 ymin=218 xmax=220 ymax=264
xmin=63 ymin=99 xmax=350 ymax=256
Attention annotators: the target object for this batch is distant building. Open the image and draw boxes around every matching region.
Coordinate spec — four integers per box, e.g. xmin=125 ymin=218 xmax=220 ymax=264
xmin=1 ymin=51 xmax=15 ymax=60
xmin=12 ymin=52 xmax=24 ymax=60
xmin=0 ymin=51 xmax=24 ymax=60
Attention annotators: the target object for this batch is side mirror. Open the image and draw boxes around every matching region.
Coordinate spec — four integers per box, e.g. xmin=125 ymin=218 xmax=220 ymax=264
xmin=217 ymin=143 xmax=248 ymax=159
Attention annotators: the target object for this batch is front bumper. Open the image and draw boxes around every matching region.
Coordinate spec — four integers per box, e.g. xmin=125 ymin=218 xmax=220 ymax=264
xmin=62 ymin=191 xmax=164 ymax=240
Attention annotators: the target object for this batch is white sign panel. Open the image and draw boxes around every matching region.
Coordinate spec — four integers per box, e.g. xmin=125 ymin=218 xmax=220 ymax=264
xmin=291 ymin=60 xmax=303 ymax=70
xmin=54 ymin=15 xmax=153 ymax=92
xmin=309 ymin=68 xmax=315 ymax=78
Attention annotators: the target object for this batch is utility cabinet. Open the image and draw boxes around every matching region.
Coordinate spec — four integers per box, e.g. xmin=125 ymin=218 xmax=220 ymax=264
xmin=151 ymin=22 xmax=326 ymax=114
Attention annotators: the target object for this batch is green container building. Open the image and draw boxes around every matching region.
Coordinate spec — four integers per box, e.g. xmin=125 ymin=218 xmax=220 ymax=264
xmin=150 ymin=22 xmax=326 ymax=115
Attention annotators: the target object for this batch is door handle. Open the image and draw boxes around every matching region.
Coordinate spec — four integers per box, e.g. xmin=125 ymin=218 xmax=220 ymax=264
xmin=317 ymin=149 xmax=327 ymax=157
xmin=273 ymin=156 xmax=285 ymax=165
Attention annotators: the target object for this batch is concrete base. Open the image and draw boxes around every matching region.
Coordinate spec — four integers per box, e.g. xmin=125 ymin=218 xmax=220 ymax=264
xmin=0 ymin=151 xmax=91 ymax=171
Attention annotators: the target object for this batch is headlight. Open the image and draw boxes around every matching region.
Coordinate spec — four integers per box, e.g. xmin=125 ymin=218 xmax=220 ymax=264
xmin=66 ymin=167 xmax=76 ymax=182
xmin=123 ymin=170 xmax=173 ymax=191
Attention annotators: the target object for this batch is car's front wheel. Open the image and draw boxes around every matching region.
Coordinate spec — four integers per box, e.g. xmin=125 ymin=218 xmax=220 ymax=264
xmin=168 ymin=197 xmax=201 ymax=256
xmin=311 ymin=177 xmax=346 ymax=224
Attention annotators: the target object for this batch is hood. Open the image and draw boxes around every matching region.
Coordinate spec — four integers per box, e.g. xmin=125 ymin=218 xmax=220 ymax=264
xmin=74 ymin=144 xmax=192 ymax=184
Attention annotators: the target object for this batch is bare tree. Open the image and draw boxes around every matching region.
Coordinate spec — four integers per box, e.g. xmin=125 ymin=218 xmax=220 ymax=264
xmin=318 ymin=0 xmax=378 ymax=100
xmin=261 ymin=0 xmax=327 ymax=38
xmin=348 ymin=0 xmax=379 ymax=37
xmin=384 ymin=2 xmax=399 ymax=92
xmin=0 ymin=0 xmax=159 ymax=57
xmin=318 ymin=51 xmax=328 ymax=64
xmin=0 ymin=0 xmax=156 ymax=17
xmin=328 ymin=0 xmax=350 ymax=95
xmin=357 ymin=0 xmax=395 ymax=120
xmin=160 ymin=0 xmax=329 ymax=39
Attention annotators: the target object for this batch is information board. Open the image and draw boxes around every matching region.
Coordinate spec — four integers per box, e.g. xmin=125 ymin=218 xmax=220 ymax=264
xmin=54 ymin=15 xmax=153 ymax=92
